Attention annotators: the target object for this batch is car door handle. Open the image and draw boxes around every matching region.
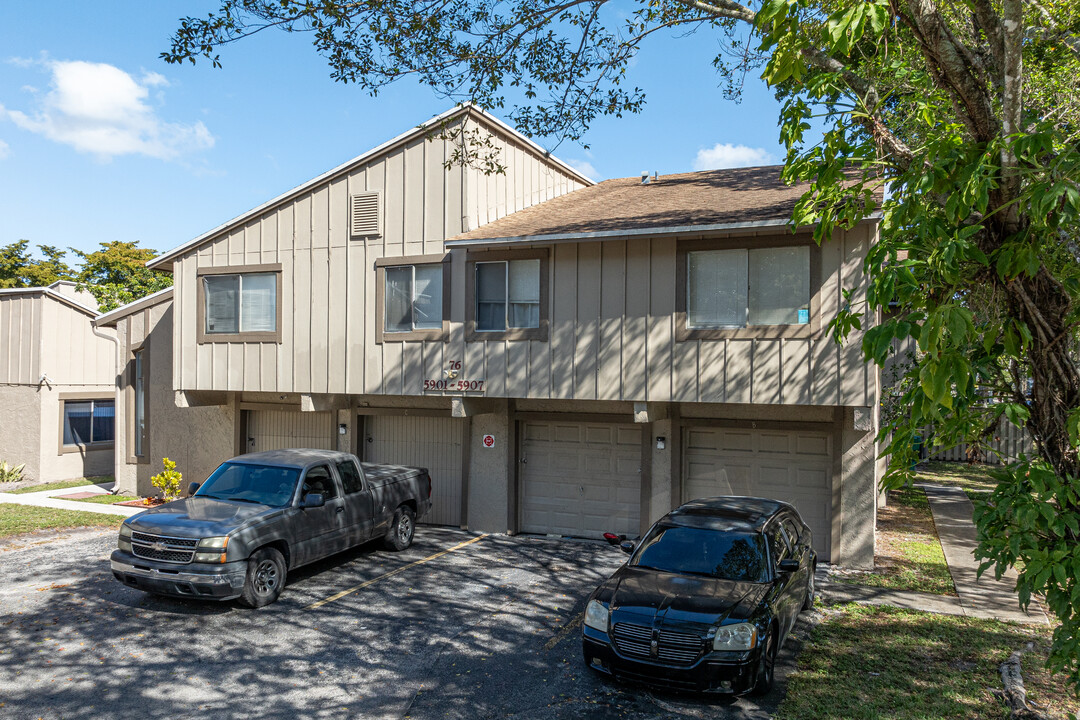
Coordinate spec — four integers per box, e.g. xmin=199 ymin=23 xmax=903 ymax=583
xmin=336 ymin=506 xmax=344 ymax=513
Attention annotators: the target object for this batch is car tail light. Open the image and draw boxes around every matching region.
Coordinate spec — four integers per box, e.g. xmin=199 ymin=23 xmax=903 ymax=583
xmin=428 ymin=475 xmax=432 ymax=498
xmin=602 ymin=532 xmax=620 ymax=542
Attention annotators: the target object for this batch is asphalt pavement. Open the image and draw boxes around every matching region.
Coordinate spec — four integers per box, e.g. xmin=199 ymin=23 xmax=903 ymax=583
xmin=0 ymin=526 xmax=814 ymax=720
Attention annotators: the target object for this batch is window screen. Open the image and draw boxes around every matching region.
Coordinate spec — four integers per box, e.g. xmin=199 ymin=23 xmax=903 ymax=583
xmin=413 ymin=265 xmax=443 ymax=330
xmin=687 ymin=249 xmax=747 ymax=327
xmin=475 ymin=262 xmax=507 ymax=331
xmin=508 ymin=259 xmax=540 ymax=329
xmin=384 ymin=266 xmax=413 ymax=333
xmin=748 ymin=246 xmax=810 ymax=325
xmin=384 ymin=264 xmax=443 ymax=333
xmin=203 ymin=275 xmax=239 ymax=334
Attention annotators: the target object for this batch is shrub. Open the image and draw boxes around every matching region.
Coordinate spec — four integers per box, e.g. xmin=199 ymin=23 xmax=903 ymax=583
xmin=150 ymin=458 xmax=182 ymax=501
xmin=0 ymin=461 xmax=25 ymax=483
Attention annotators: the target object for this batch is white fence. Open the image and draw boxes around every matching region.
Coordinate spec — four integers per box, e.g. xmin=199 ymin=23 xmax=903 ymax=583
xmin=923 ymin=417 xmax=1034 ymax=465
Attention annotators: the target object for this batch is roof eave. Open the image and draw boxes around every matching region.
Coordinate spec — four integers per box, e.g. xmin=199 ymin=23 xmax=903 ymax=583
xmin=93 ymin=287 xmax=175 ymax=327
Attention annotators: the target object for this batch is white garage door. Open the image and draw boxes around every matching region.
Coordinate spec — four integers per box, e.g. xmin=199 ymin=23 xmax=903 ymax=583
xmin=247 ymin=411 xmax=335 ymax=452
xmin=520 ymin=421 xmax=641 ymax=538
xmin=364 ymin=415 xmax=462 ymax=526
xmin=682 ymin=426 xmax=833 ymax=559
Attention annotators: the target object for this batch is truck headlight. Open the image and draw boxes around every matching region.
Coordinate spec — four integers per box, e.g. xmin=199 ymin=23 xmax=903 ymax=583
xmin=197 ymin=536 xmax=229 ymax=550
xmin=194 ymin=536 xmax=229 ymax=563
xmin=118 ymin=523 xmax=133 ymax=552
xmin=713 ymin=623 xmax=757 ymax=651
xmin=119 ymin=523 xmax=133 ymax=539
xmin=584 ymin=599 xmax=610 ymax=632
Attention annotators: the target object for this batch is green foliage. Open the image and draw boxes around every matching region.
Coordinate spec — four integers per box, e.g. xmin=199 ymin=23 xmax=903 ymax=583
xmin=150 ymin=457 xmax=183 ymax=501
xmin=0 ymin=240 xmax=73 ymax=289
xmin=73 ymin=241 xmax=172 ymax=312
xmin=975 ymin=459 xmax=1080 ymax=689
xmin=0 ymin=460 xmax=25 ymax=483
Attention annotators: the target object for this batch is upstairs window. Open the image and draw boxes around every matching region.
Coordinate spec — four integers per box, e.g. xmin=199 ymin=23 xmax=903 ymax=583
xmin=687 ymin=246 xmax=810 ymax=328
xmin=197 ymin=265 xmax=282 ymax=343
xmin=475 ymin=259 xmax=540 ymax=331
xmin=385 ymin=264 xmax=443 ymax=333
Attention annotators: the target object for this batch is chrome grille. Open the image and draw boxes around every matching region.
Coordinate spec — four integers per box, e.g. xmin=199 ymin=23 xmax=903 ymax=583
xmin=130 ymin=532 xmax=197 ymax=564
xmin=612 ymin=623 xmax=704 ymax=665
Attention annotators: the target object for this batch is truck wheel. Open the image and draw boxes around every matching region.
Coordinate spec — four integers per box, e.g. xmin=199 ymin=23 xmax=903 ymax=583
xmin=384 ymin=506 xmax=415 ymax=551
xmin=239 ymin=547 xmax=286 ymax=608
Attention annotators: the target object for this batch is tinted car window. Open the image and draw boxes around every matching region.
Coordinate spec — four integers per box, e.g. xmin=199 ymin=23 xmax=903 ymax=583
xmin=303 ymin=466 xmax=338 ymax=500
xmin=630 ymin=525 xmax=768 ymax=582
xmin=768 ymin=527 xmax=790 ymax=564
xmin=196 ymin=463 xmax=299 ymax=507
xmin=782 ymin=518 xmax=802 ymax=545
xmin=336 ymin=460 xmax=364 ymax=494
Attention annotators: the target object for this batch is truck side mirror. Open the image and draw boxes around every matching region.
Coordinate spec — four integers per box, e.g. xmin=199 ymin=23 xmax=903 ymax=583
xmin=301 ymin=493 xmax=325 ymax=509
xmin=187 ymin=482 xmax=200 ymax=496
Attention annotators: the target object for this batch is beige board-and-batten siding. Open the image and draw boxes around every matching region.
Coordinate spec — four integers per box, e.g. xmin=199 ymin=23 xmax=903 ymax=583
xmin=171 ymin=114 xmax=586 ymax=395
xmin=0 ymin=292 xmax=114 ymax=386
xmin=172 ymin=220 xmax=875 ymax=408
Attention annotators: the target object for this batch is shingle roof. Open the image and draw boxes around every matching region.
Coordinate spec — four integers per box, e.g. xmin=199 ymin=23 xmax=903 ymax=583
xmin=448 ymin=165 xmax=878 ymax=245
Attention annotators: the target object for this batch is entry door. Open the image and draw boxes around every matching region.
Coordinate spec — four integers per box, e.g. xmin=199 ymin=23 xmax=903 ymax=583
xmin=363 ymin=415 xmax=463 ymax=526
xmin=520 ymin=421 xmax=641 ymax=538
xmin=682 ymin=426 xmax=833 ymax=559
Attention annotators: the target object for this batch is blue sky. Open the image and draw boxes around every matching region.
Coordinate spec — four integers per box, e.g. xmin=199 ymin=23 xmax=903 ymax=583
xmin=0 ymin=2 xmax=793 ymax=259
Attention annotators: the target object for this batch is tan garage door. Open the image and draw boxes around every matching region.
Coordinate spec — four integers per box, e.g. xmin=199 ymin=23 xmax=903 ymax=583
xmin=520 ymin=421 xmax=641 ymax=538
xmin=363 ymin=415 xmax=462 ymax=526
xmin=247 ymin=411 xmax=335 ymax=452
xmin=682 ymin=426 xmax=833 ymax=559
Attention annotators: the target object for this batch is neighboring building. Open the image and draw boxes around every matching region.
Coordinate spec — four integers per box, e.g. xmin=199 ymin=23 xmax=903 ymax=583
xmin=0 ymin=281 xmax=117 ymax=482
xmin=99 ymin=105 xmax=881 ymax=568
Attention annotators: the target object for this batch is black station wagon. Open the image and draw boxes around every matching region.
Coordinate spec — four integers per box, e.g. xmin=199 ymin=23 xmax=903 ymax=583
xmin=581 ymin=497 xmax=817 ymax=695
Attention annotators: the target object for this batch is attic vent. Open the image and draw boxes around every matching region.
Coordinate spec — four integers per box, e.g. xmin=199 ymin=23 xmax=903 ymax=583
xmin=350 ymin=192 xmax=381 ymax=237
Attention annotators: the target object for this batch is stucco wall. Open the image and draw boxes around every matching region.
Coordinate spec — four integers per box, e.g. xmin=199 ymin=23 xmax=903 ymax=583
xmin=837 ymin=407 xmax=877 ymax=570
xmin=466 ymin=402 xmax=510 ymax=533
xmin=0 ymin=385 xmax=42 ymax=482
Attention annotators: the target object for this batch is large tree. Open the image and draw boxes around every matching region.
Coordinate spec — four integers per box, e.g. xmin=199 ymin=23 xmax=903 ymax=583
xmin=163 ymin=0 xmax=1080 ymax=687
xmin=73 ymin=241 xmax=173 ymax=312
xmin=0 ymin=240 xmax=73 ymax=289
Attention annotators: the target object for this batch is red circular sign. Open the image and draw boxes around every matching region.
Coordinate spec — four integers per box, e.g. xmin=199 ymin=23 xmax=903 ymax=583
xmin=482 ymin=434 xmax=495 ymax=448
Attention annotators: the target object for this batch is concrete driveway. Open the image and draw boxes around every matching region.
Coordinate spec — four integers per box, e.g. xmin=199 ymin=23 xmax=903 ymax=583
xmin=0 ymin=526 xmax=814 ymax=719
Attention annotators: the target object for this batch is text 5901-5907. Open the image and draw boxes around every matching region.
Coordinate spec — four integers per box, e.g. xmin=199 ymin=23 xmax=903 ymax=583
xmin=423 ymin=379 xmax=485 ymax=392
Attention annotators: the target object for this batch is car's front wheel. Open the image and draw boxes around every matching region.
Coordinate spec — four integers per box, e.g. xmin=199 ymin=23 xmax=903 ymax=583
xmin=750 ymin=628 xmax=777 ymax=696
xmin=239 ymin=547 xmax=286 ymax=608
xmin=383 ymin=505 xmax=415 ymax=551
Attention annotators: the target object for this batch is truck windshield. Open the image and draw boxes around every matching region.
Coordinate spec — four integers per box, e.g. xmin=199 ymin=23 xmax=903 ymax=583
xmin=195 ymin=463 xmax=300 ymax=508
xmin=629 ymin=525 xmax=769 ymax=583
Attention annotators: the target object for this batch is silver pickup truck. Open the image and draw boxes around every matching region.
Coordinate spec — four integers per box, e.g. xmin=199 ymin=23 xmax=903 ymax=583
xmin=110 ymin=449 xmax=432 ymax=607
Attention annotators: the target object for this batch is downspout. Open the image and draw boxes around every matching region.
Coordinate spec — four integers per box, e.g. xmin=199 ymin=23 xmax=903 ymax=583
xmin=91 ymin=323 xmax=124 ymax=494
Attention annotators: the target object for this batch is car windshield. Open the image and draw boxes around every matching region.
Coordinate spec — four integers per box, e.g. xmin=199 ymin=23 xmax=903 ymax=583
xmin=195 ymin=463 xmax=300 ymax=508
xmin=630 ymin=525 xmax=769 ymax=582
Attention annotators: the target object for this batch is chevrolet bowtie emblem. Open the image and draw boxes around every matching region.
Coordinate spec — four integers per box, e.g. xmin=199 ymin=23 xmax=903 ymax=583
xmin=151 ymin=541 xmax=166 ymax=552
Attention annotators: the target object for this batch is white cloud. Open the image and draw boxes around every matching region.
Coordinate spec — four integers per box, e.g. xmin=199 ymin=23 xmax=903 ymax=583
xmin=566 ymin=158 xmax=599 ymax=181
xmin=0 ymin=60 xmax=213 ymax=161
xmin=0 ymin=139 xmax=9 ymax=159
xmin=693 ymin=143 xmax=776 ymax=171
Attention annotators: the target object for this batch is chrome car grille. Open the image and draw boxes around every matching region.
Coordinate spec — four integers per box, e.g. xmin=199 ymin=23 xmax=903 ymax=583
xmin=130 ymin=532 xmax=198 ymax=564
xmin=612 ymin=622 xmax=705 ymax=665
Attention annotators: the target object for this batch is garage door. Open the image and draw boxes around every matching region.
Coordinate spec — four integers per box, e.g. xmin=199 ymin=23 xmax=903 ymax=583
xmin=682 ymin=426 xmax=833 ymax=559
xmin=520 ymin=422 xmax=641 ymax=538
xmin=363 ymin=415 xmax=462 ymax=526
xmin=247 ymin=411 xmax=335 ymax=452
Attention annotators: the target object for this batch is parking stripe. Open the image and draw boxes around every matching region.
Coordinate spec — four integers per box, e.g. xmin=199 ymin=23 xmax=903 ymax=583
xmin=306 ymin=534 xmax=488 ymax=609
xmin=543 ymin=612 xmax=583 ymax=651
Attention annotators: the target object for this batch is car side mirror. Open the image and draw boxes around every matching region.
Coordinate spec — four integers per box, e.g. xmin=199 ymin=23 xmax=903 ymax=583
xmin=603 ymin=532 xmax=626 ymax=547
xmin=619 ymin=540 xmax=635 ymax=555
xmin=301 ymin=493 xmax=325 ymax=509
xmin=187 ymin=482 xmax=200 ymax=496
xmin=778 ymin=558 xmax=800 ymax=573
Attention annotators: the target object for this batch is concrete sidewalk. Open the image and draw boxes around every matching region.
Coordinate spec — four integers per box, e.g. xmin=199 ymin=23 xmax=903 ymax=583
xmin=0 ymin=481 xmax=143 ymax=518
xmin=919 ymin=483 xmax=1047 ymax=625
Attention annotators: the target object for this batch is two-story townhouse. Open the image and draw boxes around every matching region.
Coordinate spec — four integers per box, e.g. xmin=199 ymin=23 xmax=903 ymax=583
xmin=0 ymin=281 xmax=117 ymax=482
xmin=97 ymin=105 xmax=881 ymax=568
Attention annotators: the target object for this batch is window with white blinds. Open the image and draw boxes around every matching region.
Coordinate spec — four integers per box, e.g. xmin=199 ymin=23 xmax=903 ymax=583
xmin=202 ymin=272 xmax=278 ymax=335
xmin=687 ymin=246 xmax=810 ymax=328
xmin=475 ymin=259 xmax=540 ymax=332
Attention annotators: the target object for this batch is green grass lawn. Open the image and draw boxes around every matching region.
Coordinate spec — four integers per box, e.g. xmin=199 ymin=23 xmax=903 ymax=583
xmin=918 ymin=461 xmax=999 ymax=494
xmin=72 ymin=494 xmax=139 ymax=505
xmin=832 ymin=487 xmax=956 ymax=595
xmin=7 ymin=477 xmax=113 ymax=495
xmin=0 ymin=504 xmax=123 ymax=538
xmin=777 ymin=604 xmax=1078 ymax=720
